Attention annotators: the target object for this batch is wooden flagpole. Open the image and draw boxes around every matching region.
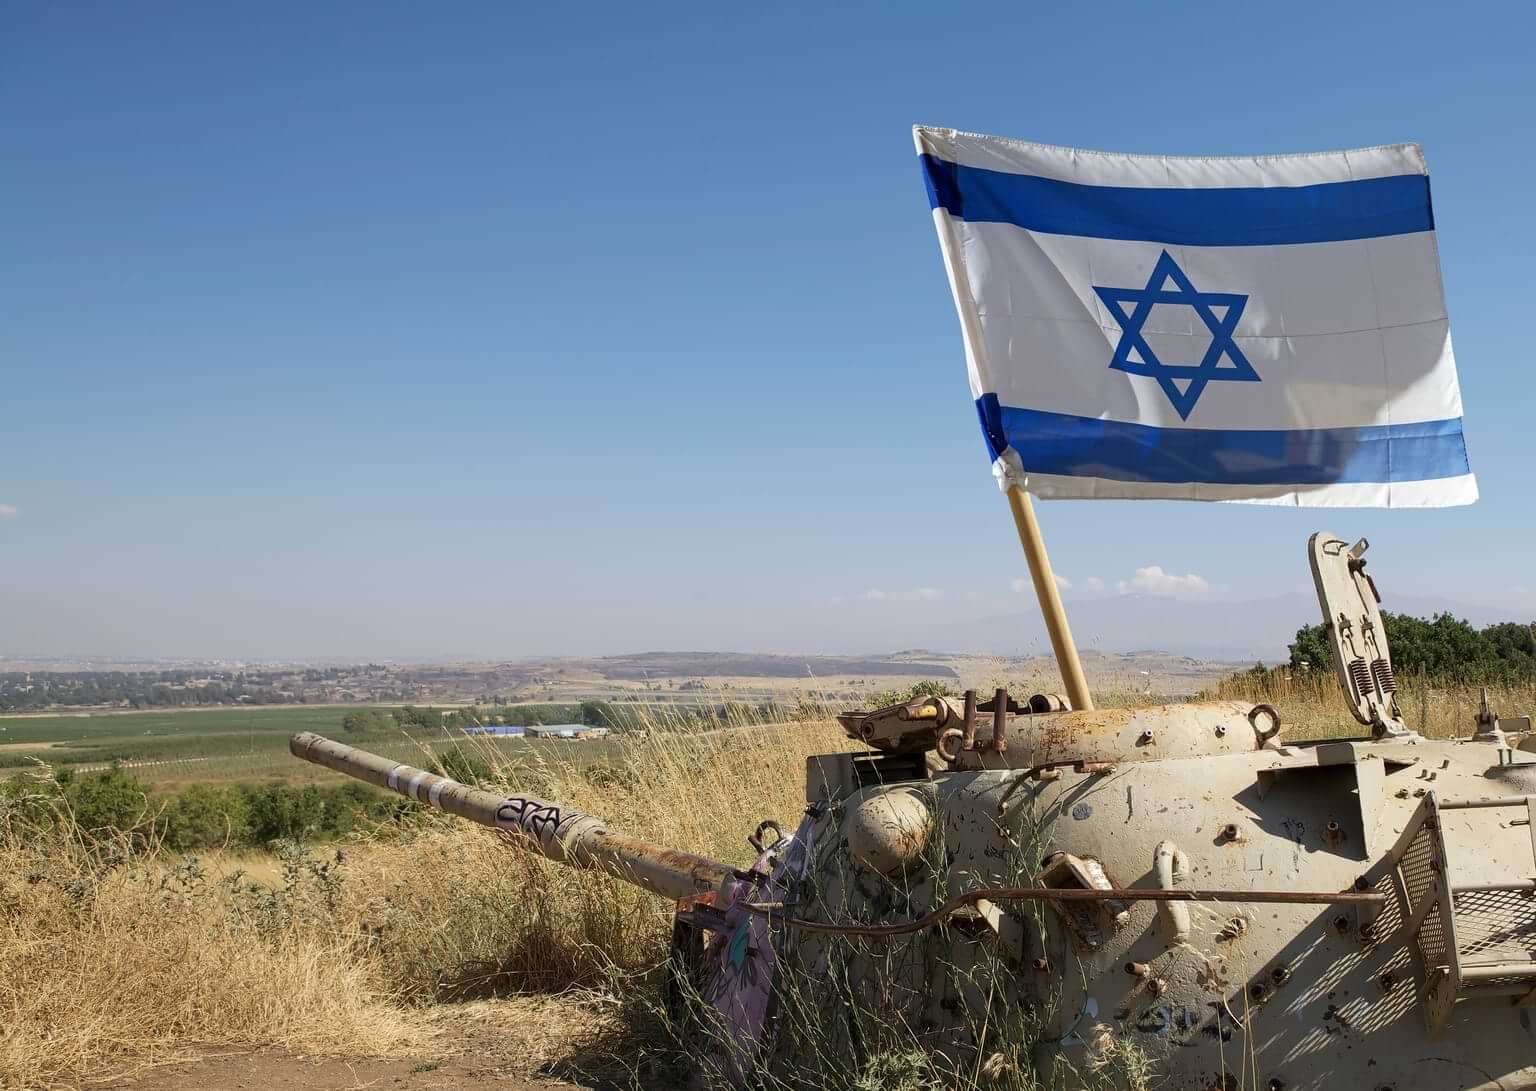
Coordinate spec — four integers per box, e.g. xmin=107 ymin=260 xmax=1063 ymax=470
xmin=1005 ymin=484 xmax=1094 ymax=711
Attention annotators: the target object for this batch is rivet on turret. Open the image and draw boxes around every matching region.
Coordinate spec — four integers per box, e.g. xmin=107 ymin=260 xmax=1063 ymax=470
xmin=1032 ymin=957 xmax=1051 ymax=974
xmin=1139 ymin=730 xmax=1156 ymax=745
xmin=1271 ymin=965 xmax=1290 ymax=986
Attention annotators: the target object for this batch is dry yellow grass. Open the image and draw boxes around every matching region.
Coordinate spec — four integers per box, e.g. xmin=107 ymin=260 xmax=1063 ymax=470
xmin=6 ymin=674 xmax=1534 ymax=1089
xmin=1207 ymin=665 xmax=1536 ymax=740
xmin=0 ymin=802 xmax=429 ymax=1088
xmin=0 ymin=713 xmax=847 ymax=1089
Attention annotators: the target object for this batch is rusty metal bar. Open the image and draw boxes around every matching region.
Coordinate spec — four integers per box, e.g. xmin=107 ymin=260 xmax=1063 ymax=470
xmin=745 ymin=884 xmax=1384 ymax=938
xmin=1451 ymin=881 xmax=1536 ymax=894
xmin=1441 ymin=796 xmax=1536 ymax=810
xmin=1461 ymin=964 xmax=1536 ymax=984
xmin=289 ymin=732 xmax=732 ymax=900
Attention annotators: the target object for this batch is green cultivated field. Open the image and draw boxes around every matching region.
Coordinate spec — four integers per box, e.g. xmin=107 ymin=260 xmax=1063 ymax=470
xmin=0 ymin=706 xmax=620 ymax=788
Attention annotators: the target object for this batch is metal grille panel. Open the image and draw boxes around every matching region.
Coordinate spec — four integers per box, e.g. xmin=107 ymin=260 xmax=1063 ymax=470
xmin=1399 ymin=821 xmax=1449 ymax=972
xmin=1453 ymin=887 xmax=1536 ymax=964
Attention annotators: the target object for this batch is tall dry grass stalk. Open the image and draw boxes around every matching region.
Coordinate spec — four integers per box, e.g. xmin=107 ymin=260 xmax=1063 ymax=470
xmin=1206 ymin=666 xmax=1536 ymax=740
xmin=0 ymin=770 xmax=429 ymax=1089
xmin=0 ymin=711 xmax=850 ymax=1088
xmin=341 ymin=711 xmax=852 ymax=998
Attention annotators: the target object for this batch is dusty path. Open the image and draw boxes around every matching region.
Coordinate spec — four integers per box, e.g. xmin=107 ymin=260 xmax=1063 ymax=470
xmin=99 ymin=1051 xmax=587 ymax=1091
xmin=95 ymin=997 xmax=689 ymax=1091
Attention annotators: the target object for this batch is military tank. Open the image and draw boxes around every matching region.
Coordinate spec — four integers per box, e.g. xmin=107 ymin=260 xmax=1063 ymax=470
xmin=292 ymin=531 xmax=1536 ymax=1090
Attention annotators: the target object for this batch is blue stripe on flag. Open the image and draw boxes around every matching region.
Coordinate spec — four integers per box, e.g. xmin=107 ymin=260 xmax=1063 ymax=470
xmin=923 ymin=155 xmax=1434 ymax=246
xmin=975 ymin=396 xmax=1470 ymax=484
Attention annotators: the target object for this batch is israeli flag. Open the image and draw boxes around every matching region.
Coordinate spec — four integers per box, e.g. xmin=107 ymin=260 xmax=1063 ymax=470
xmin=916 ymin=126 xmax=1475 ymax=507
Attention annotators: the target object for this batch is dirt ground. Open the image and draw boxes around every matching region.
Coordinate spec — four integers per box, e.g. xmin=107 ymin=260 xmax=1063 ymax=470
xmin=96 ymin=996 xmax=689 ymax=1091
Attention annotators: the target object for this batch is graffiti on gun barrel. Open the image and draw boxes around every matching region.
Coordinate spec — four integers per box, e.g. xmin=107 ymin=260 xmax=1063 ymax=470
xmin=496 ymin=796 xmax=567 ymax=840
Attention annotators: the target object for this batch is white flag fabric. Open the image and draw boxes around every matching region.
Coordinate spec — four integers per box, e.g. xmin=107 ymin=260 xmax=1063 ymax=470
xmin=915 ymin=126 xmax=1475 ymax=507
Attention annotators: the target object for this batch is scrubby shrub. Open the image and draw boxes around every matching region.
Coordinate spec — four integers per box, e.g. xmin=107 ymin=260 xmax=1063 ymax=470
xmin=1289 ymin=611 xmax=1536 ymax=682
xmin=341 ymin=708 xmax=393 ymax=735
xmin=243 ymin=782 xmax=326 ymax=843
xmin=867 ymin=679 xmax=958 ymax=709
xmin=160 ymin=784 xmax=250 ymax=850
xmin=393 ymin=705 xmax=442 ymax=730
xmin=431 ymin=744 xmax=493 ymax=787
xmin=62 ymin=765 xmax=152 ymax=840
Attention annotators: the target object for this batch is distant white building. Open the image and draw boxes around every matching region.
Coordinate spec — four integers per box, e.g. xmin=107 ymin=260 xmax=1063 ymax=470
xmin=524 ymin=724 xmax=610 ymax=740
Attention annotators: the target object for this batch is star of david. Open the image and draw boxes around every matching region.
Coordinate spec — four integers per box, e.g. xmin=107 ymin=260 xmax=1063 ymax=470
xmin=1093 ymin=250 xmax=1259 ymax=420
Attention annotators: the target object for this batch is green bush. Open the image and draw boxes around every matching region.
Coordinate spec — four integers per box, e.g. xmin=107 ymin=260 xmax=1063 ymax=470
xmin=1290 ymin=612 xmax=1536 ymax=682
xmin=867 ymin=679 xmax=958 ymax=709
xmin=65 ymin=765 xmax=152 ymax=837
xmin=2 ymin=767 xmax=403 ymax=850
xmin=341 ymin=709 xmax=393 ymax=736
xmin=244 ymin=783 xmax=326 ymax=843
xmin=430 ymin=745 xmax=493 ymax=787
xmin=394 ymin=706 xmax=442 ymax=730
xmin=160 ymin=785 xmax=251 ymax=850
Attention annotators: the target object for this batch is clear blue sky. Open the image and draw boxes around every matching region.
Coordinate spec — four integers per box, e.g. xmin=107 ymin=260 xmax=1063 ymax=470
xmin=3 ymin=2 xmax=1532 ymax=660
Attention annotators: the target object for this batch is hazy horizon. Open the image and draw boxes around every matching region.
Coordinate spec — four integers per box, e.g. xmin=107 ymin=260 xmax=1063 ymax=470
xmin=6 ymin=584 xmax=1525 ymax=666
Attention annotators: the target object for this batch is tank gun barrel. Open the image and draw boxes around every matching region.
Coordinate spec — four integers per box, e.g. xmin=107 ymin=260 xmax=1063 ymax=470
xmin=289 ymin=732 xmax=733 ymax=900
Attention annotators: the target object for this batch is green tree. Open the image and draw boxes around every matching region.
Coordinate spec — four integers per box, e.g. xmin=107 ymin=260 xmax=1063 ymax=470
xmin=159 ymin=785 xmax=251 ymax=850
xmin=243 ymin=783 xmax=325 ymax=843
xmin=65 ymin=765 xmax=150 ymax=836
xmin=1288 ymin=611 xmax=1535 ymax=682
xmin=442 ymin=707 xmax=485 ymax=731
xmin=1484 ymin=622 xmax=1536 ymax=674
xmin=580 ymin=700 xmax=617 ymax=727
xmin=341 ymin=709 xmax=392 ymax=735
xmin=431 ymin=745 xmax=493 ymax=787
xmin=394 ymin=706 xmax=442 ymax=730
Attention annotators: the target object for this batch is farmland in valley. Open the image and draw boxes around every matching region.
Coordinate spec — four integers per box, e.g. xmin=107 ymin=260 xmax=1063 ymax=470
xmin=0 ymin=706 xmax=623 ymax=787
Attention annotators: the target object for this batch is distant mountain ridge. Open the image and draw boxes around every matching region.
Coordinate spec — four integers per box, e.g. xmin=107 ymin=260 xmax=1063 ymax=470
xmin=914 ymin=591 xmax=1527 ymax=663
xmin=586 ymin=651 xmax=958 ymax=680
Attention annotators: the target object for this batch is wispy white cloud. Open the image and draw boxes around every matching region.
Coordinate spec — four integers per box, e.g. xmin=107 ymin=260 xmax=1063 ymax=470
xmin=1084 ymin=576 xmax=1105 ymax=593
xmin=1054 ymin=574 xmax=1072 ymax=591
xmin=862 ymin=587 xmax=943 ymax=603
xmin=0 ymin=504 xmax=16 ymax=518
xmin=1117 ymin=565 xmax=1209 ymax=595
